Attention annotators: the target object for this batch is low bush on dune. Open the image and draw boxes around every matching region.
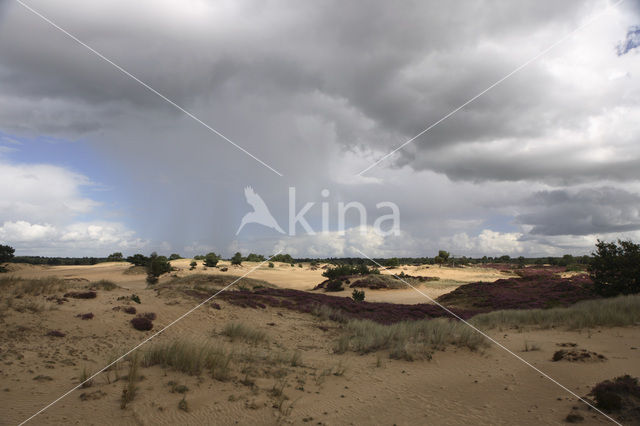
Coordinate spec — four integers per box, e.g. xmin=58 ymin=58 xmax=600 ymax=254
xmin=212 ymin=287 xmax=476 ymax=324
xmin=123 ymin=306 xmax=136 ymax=315
xmin=131 ymin=316 xmax=153 ymax=331
xmin=143 ymin=340 xmax=232 ymax=379
xmin=436 ymin=270 xmax=597 ymax=311
xmin=334 ymin=318 xmax=487 ymax=360
xmin=470 ymin=294 xmax=640 ymax=330
xmin=589 ymin=375 xmax=640 ymax=417
xmin=322 ymin=264 xmax=379 ymax=280
xmin=64 ymin=290 xmax=97 ymax=299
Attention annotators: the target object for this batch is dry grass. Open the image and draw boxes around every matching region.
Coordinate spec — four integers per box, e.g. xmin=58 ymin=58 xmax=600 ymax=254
xmin=334 ymin=318 xmax=487 ymax=360
xmin=89 ymin=280 xmax=118 ymax=291
xmin=142 ymin=339 xmax=232 ymax=380
xmin=0 ymin=276 xmax=69 ymax=297
xmin=120 ymin=354 xmax=139 ymax=409
xmin=470 ymin=294 xmax=640 ymax=330
xmin=221 ymin=322 xmax=268 ymax=344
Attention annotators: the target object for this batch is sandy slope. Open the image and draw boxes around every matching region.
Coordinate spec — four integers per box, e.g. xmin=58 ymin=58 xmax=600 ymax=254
xmin=1 ymin=263 xmax=638 ymax=425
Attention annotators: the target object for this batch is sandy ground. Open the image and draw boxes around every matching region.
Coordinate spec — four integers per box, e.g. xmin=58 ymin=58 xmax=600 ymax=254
xmin=1 ymin=263 xmax=638 ymax=425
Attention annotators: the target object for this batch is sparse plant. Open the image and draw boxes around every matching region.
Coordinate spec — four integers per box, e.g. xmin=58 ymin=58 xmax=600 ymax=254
xmin=79 ymin=366 xmax=93 ymax=388
xmin=131 ymin=294 xmax=141 ymax=304
xmin=178 ymin=395 xmax=188 ymax=412
xmin=90 ymin=280 xmax=117 ymax=291
xmin=143 ymin=340 xmax=232 ymax=379
xmin=120 ymin=354 xmax=139 ymax=409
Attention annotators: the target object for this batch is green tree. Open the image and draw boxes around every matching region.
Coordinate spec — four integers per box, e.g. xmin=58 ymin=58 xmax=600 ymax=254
xmin=169 ymin=253 xmax=182 ymax=260
xmin=127 ymin=253 xmax=148 ymax=266
xmin=352 ymin=289 xmax=365 ymax=302
xmin=590 ymin=239 xmax=640 ymax=297
xmin=0 ymin=244 xmax=15 ymax=263
xmin=231 ymin=252 xmax=243 ymax=265
xmin=204 ymin=252 xmax=219 ymax=267
xmin=107 ymin=252 xmax=124 ymax=262
xmin=146 ymin=252 xmax=171 ymax=284
xmin=189 ymin=260 xmax=197 ymax=270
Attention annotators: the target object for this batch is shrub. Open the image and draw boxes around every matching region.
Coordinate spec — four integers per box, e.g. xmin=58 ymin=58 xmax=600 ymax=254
xmin=169 ymin=253 xmax=182 ymax=260
xmin=325 ymin=280 xmax=344 ymax=292
xmin=204 ymin=252 xmax=219 ymax=267
xmin=123 ymin=306 xmax=137 ymax=315
xmin=189 ymin=261 xmax=197 ymax=270
xmin=352 ymin=289 xmax=365 ymax=302
xmin=231 ymin=252 xmax=243 ymax=265
xmin=141 ymin=312 xmax=156 ymax=321
xmin=268 ymin=262 xmax=274 ymax=268
xmin=64 ymin=291 xmax=97 ymax=299
xmin=590 ymin=239 xmax=640 ymax=297
xmin=131 ymin=316 xmax=153 ymax=331
xmin=590 ymin=375 xmax=640 ymax=412
xmin=78 ymin=312 xmax=94 ymax=320
xmin=131 ymin=294 xmax=141 ymax=304
xmin=46 ymin=330 xmax=66 ymax=337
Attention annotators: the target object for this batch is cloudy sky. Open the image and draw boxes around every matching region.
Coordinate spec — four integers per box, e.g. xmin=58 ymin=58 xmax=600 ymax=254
xmin=1 ymin=0 xmax=640 ymax=258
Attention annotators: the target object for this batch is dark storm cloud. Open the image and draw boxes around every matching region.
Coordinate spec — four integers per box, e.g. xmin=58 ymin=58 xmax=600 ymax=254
xmin=517 ymin=187 xmax=640 ymax=235
xmin=0 ymin=0 xmax=639 ymax=256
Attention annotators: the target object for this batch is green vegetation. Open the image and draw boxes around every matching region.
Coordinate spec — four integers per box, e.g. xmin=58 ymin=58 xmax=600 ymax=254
xmin=189 ymin=260 xmax=197 ymax=270
xmin=120 ymin=354 xmax=139 ymax=409
xmin=169 ymin=253 xmax=182 ymax=260
xmin=268 ymin=262 xmax=274 ymax=268
xmin=591 ymin=239 xmax=640 ymax=296
xmin=270 ymin=253 xmax=294 ymax=263
xmin=351 ymin=289 xmax=365 ymax=302
xmin=204 ymin=252 xmax=219 ymax=267
xmin=245 ymin=253 xmax=265 ymax=262
xmin=107 ymin=252 xmax=124 ymax=262
xmin=470 ymin=294 xmax=640 ymax=330
xmin=322 ymin=264 xmax=379 ymax=280
xmin=231 ymin=252 xmax=243 ymax=265
xmin=146 ymin=252 xmax=172 ymax=284
xmin=0 ymin=244 xmax=14 ymax=272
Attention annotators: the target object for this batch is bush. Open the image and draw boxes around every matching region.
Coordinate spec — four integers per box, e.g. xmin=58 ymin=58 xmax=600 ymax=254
xmin=131 ymin=316 xmax=153 ymax=331
xmin=64 ymin=291 xmax=97 ymax=299
xmin=590 ymin=239 xmax=640 ymax=297
xmin=123 ymin=306 xmax=137 ymax=315
xmin=268 ymin=262 xmax=274 ymax=268
xmin=169 ymin=253 xmax=182 ymax=260
xmin=131 ymin=294 xmax=141 ymax=304
xmin=325 ymin=280 xmax=344 ymax=292
xmin=231 ymin=252 xmax=242 ymax=265
xmin=189 ymin=261 xmax=197 ymax=270
xmin=590 ymin=375 xmax=640 ymax=412
xmin=204 ymin=252 xmax=219 ymax=267
xmin=352 ymin=289 xmax=365 ymax=302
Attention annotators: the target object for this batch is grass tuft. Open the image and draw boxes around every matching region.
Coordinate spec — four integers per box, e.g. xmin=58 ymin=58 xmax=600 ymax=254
xmin=221 ymin=322 xmax=267 ymax=344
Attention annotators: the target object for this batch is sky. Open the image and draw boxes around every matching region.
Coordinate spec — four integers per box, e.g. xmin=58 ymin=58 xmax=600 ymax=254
xmin=1 ymin=0 xmax=640 ymax=258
